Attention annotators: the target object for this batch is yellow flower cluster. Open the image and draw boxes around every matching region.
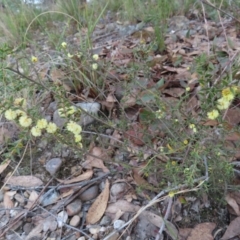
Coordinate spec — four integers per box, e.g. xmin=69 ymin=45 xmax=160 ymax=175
xmin=61 ymin=42 xmax=67 ymax=48
xmin=31 ymin=56 xmax=38 ymax=63
xmin=92 ymin=63 xmax=98 ymax=70
xmin=207 ymin=109 xmax=219 ymax=120
xmin=189 ymin=124 xmax=197 ymax=133
xmin=4 ymin=98 xmax=58 ymax=138
xmin=92 ymin=54 xmax=99 ymax=61
xmin=14 ymin=98 xmax=27 ymax=107
xmin=66 ymin=120 xmax=83 ymax=147
xmin=207 ymin=86 xmax=238 ymax=120
xmin=31 ymin=119 xmax=57 ymax=137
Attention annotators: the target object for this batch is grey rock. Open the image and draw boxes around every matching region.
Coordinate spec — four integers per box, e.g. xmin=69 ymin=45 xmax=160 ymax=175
xmin=113 ymin=219 xmax=125 ymax=229
xmin=57 ymin=211 xmax=68 ymax=228
xmin=88 ymin=225 xmax=101 ymax=234
xmin=79 ymin=185 xmax=98 ymax=202
xmin=77 ymin=237 xmax=86 ymax=240
xmin=76 ymin=102 xmax=100 ymax=126
xmin=14 ymin=193 xmax=25 ymax=204
xmin=53 ymin=109 xmax=67 ymax=128
xmin=66 ymin=199 xmax=82 ymax=216
xmin=45 ymin=158 xmax=63 ymax=175
xmin=43 ymin=216 xmax=57 ymax=232
xmin=100 ymin=216 xmax=111 ymax=226
xmin=39 ymin=189 xmax=59 ymax=206
xmin=110 ymin=183 xmax=127 ymax=198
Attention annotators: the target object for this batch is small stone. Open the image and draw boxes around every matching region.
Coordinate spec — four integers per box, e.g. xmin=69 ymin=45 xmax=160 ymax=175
xmin=23 ymin=222 xmax=33 ymax=235
xmin=113 ymin=220 xmax=125 ymax=229
xmin=39 ymin=189 xmax=59 ymax=206
xmin=70 ymin=215 xmax=80 ymax=227
xmin=66 ymin=199 xmax=82 ymax=216
xmin=43 ymin=217 xmax=57 ymax=232
xmin=110 ymin=183 xmax=127 ymax=198
xmin=14 ymin=193 xmax=25 ymax=204
xmin=77 ymin=237 xmax=85 ymax=240
xmin=45 ymin=158 xmax=63 ymax=175
xmin=79 ymin=185 xmax=98 ymax=202
xmin=88 ymin=225 xmax=101 ymax=234
xmin=100 ymin=216 xmax=111 ymax=226
xmin=99 ymin=226 xmax=106 ymax=232
xmin=57 ymin=211 xmax=68 ymax=228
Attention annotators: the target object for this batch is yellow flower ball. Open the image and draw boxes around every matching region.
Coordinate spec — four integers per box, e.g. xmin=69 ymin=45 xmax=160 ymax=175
xmin=19 ymin=116 xmax=32 ymax=127
xmin=92 ymin=54 xmax=99 ymax=60
xmin=67 ymin=53 xmax=73 ymax=58
xmin=168 ymin=191 xmax=175 ymax=198
xmin=66 ymin=121 xmax=82 ymax=134
xmin=185 ymin=87 xmax=190 ymax=92
xmin=46 ymin=122 xmax=57 ymax=133
xmin=31 ymin=126 xmax=42 ymax=137
xmin=189 ymin=124 xmax=197 ymax=133
xmin=222 ymin=87 xmax=235 ymax=101
xmin=78 ymin=142 xmax=83 ymax=148
xmin=207 ymin=109 xmax=219 ymax=120
xmin=61 ymin=42 xmax=67 ymax=48
xmin=74 ymin=134 xmax=82 ymax=143
xmin=31 ymin=56 xmax=38 ymax=63
xmin=92 ymin=63 xmax=98 ymax=70
xmin=217 ymin=97 xmax=231 ymax=110
xmin=14 ymin=98 xmax=26 ymax=107
xmin=36 ymin=119 xmax=48 ymax=129
xmin=5 ymin=109 xmax=17 ymax=120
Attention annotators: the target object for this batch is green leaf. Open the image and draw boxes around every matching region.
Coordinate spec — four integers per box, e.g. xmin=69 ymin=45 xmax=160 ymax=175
xmin=156 ymin=78 xmax=165 ymax=88
xmin=139 ymin=109 xmax=156 ymax=122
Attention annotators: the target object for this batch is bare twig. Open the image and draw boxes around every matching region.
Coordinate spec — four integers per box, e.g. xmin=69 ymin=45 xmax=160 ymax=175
xmin=155 ymin=196 xmax=173 ymax=240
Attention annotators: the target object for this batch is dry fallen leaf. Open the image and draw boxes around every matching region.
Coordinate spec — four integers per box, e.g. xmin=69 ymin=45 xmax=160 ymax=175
xmin=82 ymin=147 xmax=109 ymax=173
xmin=57 ymin=170 xmax=93 ymax=184
xmin=223 ymin=108 xmax=240 ymax=126
xmin=4 ymin=175 xmax=43 ymax=187
xmin=221 ymin=216 xmax=240 ymax=240
xmin=187 ymin=222 xmax=216 ymax=240
xmin=179 ymin=228 xmax=192 ymax=240
xmin=163 ymin=88 xmax=185 ymax=97
xmin=0 ymin=160 xmax=10 ymax=174
xmin=3 ymin=191 xmax=15 ymax=209
xmin=225 ymin=193 xmax=240 ymax=216
xmin=86 ymin=179 xmax=110 ymax=224
xmin=124 ymin=123 xmax=145 ymax=146
xmin=132 ymin=168 xmax=158 ymax=192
